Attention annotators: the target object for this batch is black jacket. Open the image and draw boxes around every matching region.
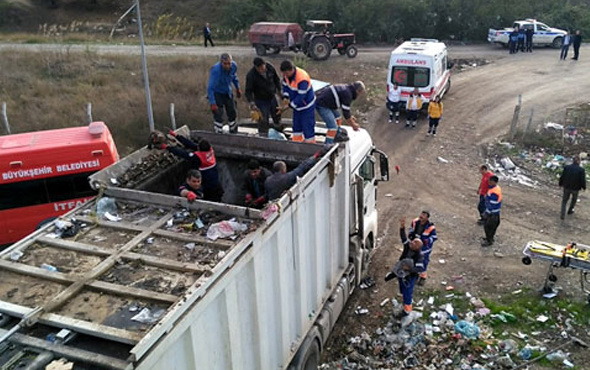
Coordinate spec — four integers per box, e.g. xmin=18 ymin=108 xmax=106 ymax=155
xmin=245 ymin=63 xmax=281 ymax=102
xmin=399 ymin=227 xmax=425 ymax=275
xmin=265 ymin=157 xmax=316 ymax=200
xmin=243 ymin=167 xmax=272 ymax=198
xmin=573 ymin=34 xmax=582 ymax=47
xmin=559 ymin=163 xmax=586 ymax=191
xmin=315 ymin=84 xmax=357 ymax=120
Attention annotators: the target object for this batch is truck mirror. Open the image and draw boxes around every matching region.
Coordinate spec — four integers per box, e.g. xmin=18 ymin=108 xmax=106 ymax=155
xmin=372 ymin=149 xmax=389 ymax=181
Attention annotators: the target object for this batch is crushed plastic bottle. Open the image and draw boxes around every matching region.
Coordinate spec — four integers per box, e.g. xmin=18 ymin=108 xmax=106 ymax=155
xmin=546 ymin=350 xmax=567 ymax=362
xmin=41 ymin=263 xmax=58 ymax=272
xmin=518 ymin=347 xmax=532 ymax=360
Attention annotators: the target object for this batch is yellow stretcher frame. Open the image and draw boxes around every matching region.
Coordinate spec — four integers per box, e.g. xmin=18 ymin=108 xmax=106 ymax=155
xmin=522 ymin=240 xmax=590 ymax=302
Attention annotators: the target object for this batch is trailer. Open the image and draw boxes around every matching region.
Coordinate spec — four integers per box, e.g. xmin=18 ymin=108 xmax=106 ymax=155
xmin=0 ymin=127 xmax=389 ymax=369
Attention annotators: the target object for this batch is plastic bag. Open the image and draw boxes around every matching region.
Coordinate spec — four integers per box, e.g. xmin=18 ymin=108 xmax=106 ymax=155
xmin=206 ymin=219 xmax=248 ymax=240
xmin=454 ymin=320 xmax=480 ymax=339
xmin=96 ymin=197 xmax=117 ymax=218
xmin=131 ymin=308 xmax=165 ymax=324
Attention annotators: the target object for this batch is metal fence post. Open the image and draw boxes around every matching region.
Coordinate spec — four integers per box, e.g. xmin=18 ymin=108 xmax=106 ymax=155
xmin=1 ymin=102 xmax=11 ymax=135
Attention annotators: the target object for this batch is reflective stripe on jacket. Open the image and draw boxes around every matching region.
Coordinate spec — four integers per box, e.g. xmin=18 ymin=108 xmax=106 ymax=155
xmin=282 ymin=67 xmax=315 ymax=111
xmin=485 ymin=185 xmax=502 ymax=214
xmin=409 ymin=218 xmax=437 ymax=255
xmin=406 ymin=95 xmax=423 ymax=111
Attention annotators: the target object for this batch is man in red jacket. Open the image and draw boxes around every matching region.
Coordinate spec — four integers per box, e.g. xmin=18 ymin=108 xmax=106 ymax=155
xmin=477 ymin=165 xmax=494 ymax=225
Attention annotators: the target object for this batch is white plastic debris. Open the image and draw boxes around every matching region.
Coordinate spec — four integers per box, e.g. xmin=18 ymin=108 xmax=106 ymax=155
xmin=536 ymin=314 xmax=549 ymax=323
xmin=131 ymin=308 xmax=165 ymax=324
xmin=438 ymin=259 xmax=446 ymax=264
xmin=146 ymin=237 xmax=155 ymax=244
xmin=207 ymin=219 xmax=248 ymax=240
xmin=544 ymin=122 xmax=564 ymax=130
xmin=445 ymin=303 xmax=454 ymax=316
xmin=500 ymin=157 xmax=516 ymax=170
xmin=184 ymin=243 xmax=196 ymax=251
xmin=104 ymin=212 xmax=122 ymax=222
xmin=166 ymin=218 xmax=174 ymax=228
xmin=437 ymin=157 xmax=449 ymax=164
xmin=9 ymin=250 xmax=23 ymax=261
xmin=217 ymin=251 xmax=226 ymax=260
xmin=380 ymin=298 xmax=389 ymax=307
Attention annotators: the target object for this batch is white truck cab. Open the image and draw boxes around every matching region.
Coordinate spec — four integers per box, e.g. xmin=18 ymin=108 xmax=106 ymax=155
xmin=387 ymin=38 xmax=452 ymax=105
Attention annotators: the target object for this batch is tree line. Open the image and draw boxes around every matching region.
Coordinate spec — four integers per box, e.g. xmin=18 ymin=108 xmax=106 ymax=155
xmin=220 ymin=0 xmax=590 ymax=43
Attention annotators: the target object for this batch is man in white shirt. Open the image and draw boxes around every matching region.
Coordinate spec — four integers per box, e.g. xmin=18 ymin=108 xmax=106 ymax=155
xmin=387 ymin=82 xmax=402 ymax=123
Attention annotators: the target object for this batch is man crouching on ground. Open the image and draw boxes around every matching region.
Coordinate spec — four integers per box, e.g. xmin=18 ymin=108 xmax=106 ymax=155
xmin=385 ymin=217 xmax=425 ymax=321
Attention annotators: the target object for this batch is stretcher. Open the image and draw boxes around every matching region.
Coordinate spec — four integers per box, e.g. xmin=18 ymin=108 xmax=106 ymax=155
xmin=522 ymin=240 xmax=590 ymax=302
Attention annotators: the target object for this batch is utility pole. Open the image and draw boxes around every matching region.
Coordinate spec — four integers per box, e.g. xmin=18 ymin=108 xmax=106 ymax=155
xmin=135 ymin=0 xmax=155 ymax=132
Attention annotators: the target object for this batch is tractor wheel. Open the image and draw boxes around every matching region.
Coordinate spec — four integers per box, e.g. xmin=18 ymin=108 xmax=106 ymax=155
xmin=522 ymin=256 xmax=532 ymax=265
xmin=337 ymin=48 xmax=346 ymax=55
xmin=346 ymin=45 xmax=358 ymax=58
xmin=310 ymin=37 xmax=332 ymax=61
xmin=255 ymin=44 xmax=267 ymax=56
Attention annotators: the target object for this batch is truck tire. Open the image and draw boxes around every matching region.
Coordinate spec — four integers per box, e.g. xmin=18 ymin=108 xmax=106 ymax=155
xmin=255 ymin=44 xmax=267 ymax=56
xmin=345 ymin=45 xmax=358 ymax=58
xmin=289 ymin=327 xmax=322 ymax=370
xmin=552 ymin=37 xmax=563 ymax=49
xmin=270 ymin=47 xmax=281 ymax=54
xmin=309 ymin=37 xmax=331 ymax=61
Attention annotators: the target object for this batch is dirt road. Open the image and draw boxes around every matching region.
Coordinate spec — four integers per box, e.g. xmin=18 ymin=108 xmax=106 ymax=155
xmin=323 ymin=44 xmax=590 ymax=361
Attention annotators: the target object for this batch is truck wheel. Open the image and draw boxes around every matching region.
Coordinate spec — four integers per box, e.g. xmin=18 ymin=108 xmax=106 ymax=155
xmin=289 ymin=327 xmax=321 ymax=370
xmin=255 ymin=44 xmax=267 ymax=56
xmin=552 ymin=37 xmax=563 ymax=49
xmin=345 ymin=45 xmax=358 ymax=58
xmin=337 ymin=48 xmax=346 ymax=55
xmin=310 ymin=37 xmax=331 ymax=61
xmin=270 ymin=47 xmax=281 ymax=54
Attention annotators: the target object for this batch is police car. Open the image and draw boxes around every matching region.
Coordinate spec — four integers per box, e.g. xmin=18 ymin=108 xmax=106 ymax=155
xmin=488 ymin=19 xmax=568 ymax=49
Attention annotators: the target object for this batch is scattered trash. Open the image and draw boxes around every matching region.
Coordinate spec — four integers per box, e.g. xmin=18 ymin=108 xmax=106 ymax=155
xmin=563 ymin=359 xmax=575 ymax=368
xmin=379 ymin=298 xmax=389 ymax=307
xmin=194 ymin=218 xmax=205 ymax=229
xmin=9 ymin=250 xmax=23 ymax=261
xmin=54 ymin=219 xmax=81 ymax=238
xmin=444 ymin=303 xmax=454 ymax=316
xmin=261 ymin=204 xmax=279 ymax=221
xmin=438 ymin=259 xmax=446 ymax=264
xmin=511 ymin=289 xmax=522 ymax=295
xmin=536 ymin=314 xmax=549 ymax=323
xmin=146 ymin=237 xmax=155 ymax=244
xmin=493 ymin=251 xmax=504 ymax=258
xmin=131 ymin=307 xmax=165 ymax=324
xmin=546 ymin=350 xmax=567 ymax=363
xmin=437 ymin=156 xmax=449 ymax=164
xmin=96 ymin=197 xmax=117 ymax=217
xmin=495 ymin=355 xmax=516 ymax=368
xmin=217 ymin=251 xmax=226 ymax=260
xmin=427 ymin=296 xmax=435 ymax=305
xmin=104 ymin=212 xmax=122 ymax=222
xmin=543 ymin=291 xmax=558 ymax=299
xmin=46 ymin=358 xmax=74 ymax=370
xmin=385 ymin=193 xmax=393 ymax=197
xmin=206 ymin=219 xmax=248 ymax=240
xmin=184 ymin=243 xmax=196 ymax=251
xmin=499 ymin=339 xmax=518 ymax=354
xmin=544 ymin=122 xmax=564 ymax=130
xmin=500 ymin=157 xmax=516 ymax=170
xmin=360 ymin=277 xmax=375 ymax=290
xmin=41 ymin=263 xmax=58 ymax=272
xmin=445 ymin=285 xmax=454 ymax=291
xmin=355 ymin=306 xmax=369 ymax=315
xmin=477 ymin=308 xmax=491 ymax=316
xmin=454 ymin=320 xmax=480 ymax=339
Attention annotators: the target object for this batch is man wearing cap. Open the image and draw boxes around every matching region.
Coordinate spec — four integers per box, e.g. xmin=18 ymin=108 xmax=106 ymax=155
xmin=315 ymin=81 xmax=365 ymax=144
xmin=207 ymin=53 xmax=241 ymax=134
xmin=245 ymin=57 xmax=282 ymax=137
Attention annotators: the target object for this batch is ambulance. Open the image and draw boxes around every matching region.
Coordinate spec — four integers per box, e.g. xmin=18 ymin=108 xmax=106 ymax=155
xmin=387 ymin=38 xmax=452 ymax=105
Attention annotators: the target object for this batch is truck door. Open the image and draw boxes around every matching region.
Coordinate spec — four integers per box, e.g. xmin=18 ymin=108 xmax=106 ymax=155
xmin=535 ymin=23 xmax=550 ymax=44
xmin=358 ymin=156 xmax=376 ymax=242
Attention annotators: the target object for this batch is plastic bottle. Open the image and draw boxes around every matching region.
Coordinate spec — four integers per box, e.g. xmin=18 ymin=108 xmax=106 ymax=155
xmin=41 ymin=263 xmax=58 ymax=272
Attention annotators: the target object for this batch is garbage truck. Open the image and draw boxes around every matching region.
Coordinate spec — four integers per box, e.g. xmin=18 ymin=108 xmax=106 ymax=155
xmin=0 ymin=126 xmax=389 ymax=369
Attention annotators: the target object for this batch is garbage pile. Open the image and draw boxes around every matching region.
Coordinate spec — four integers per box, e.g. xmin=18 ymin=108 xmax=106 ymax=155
xmin=493 ymin=141 xmax=589 ymax=185
xmin=320 ymin=293 xmax=583 ymax=370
